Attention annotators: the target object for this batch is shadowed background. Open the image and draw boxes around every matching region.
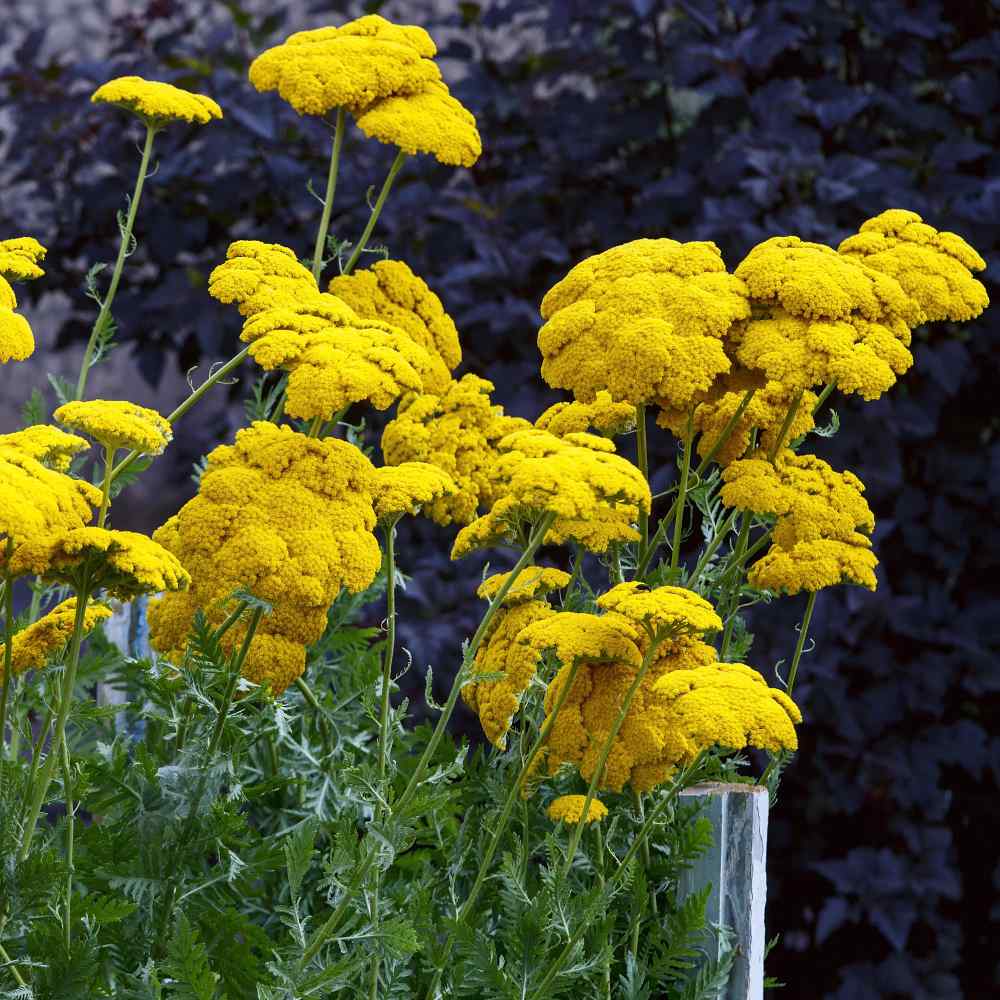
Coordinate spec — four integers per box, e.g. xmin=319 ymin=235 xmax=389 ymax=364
xmin=1 ymin=1 xmax=998 ymax=996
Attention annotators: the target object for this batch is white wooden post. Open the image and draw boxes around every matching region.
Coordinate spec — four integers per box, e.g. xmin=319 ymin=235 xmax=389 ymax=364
xmin=678 ymin=782 xmax=769 ymax=1000
xmin=98 ymin=597 xmax=150 ymax=731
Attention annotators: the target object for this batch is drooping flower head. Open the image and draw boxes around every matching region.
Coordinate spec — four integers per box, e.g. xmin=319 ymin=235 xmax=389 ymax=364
xmin=538 ymin=239 xmax=749 ymax=408
xmin=451 ymin=428 xmax=651 ymax=557
xmin=0 ymin=425 xmax=90 ymax=472
xmin=548 ymin=794 xmax=608 ymax=825
xmin=476 ymin=566 xmax=572 ymax=605
xmin=838 ymin=209 xmax=988 ymax=325
xmin=328 ymin=259 xmax=462 ymax=393
xmin=536 ymin=391 xmax=637 ymax=438
xmin=372 ymin=462 xmax=457 ymax=521
xmin=0 ymin=236 xmax=46 ymax=364
xmin=381 ymin=374 xmax=530 ymax=525
xmin=54 ymin=400 xmax=172 ymax=455
xmin=1 ymin=599 xmax=112 ymax=679
xmin=91 ymin=77 xmax=222 ymax=128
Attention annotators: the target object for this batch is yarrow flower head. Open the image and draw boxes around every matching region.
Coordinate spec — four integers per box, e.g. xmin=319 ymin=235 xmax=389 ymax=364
xmin=209 ymin=241 xmax=320 ymax=317
xmin=54 ymin=400 xmax=172 ymax=455
xmin=538 ymin=239 xmax=749 ymax=408
xmin=838 ymin=209 xmax=988 ymax=325
xmin=0 ymin=236 xmax=46 ymax=364
xmin=596 ymin=582 xmax=724 ymax=638
xmin=476 ymin=566 xmax=572 ymax=605
xmin=535 ymin=391 xmax=637 ymax=438
xmin=91 ymin=76 xmax=222 ymax=128
xmin=328 ymin=259 xmax=462 ymax=394
xmin=1 ymin=599 xmax=112 ymax=678
xmin=547 ymin=794 xmax=608 ymax=825
xmin=372 ymin=462 xmax=457 ymax=521
xmin=0 ymin=425 xmax=89 ymax=472
xmin=148 ymin=422 xmax=382 ymax=694
xmin=451 ymin=428 xmax=651 ymax=557
xmin=381 ymin=374 xmax=530 ymax=525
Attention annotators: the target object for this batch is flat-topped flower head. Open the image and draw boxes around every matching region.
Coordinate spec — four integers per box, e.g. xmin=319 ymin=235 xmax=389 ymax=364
xmin=249 ymin=15 xmax=440 ymax=116
xmin=0 ymin=311 xmax=35 ymax=364
xmin=839 ymin=209 xmax=988 ymax=324
xmin=0 ymin=425 xmax=90 ymax=472
xmin=354 ymin=79 xmax=481 ymax=167
xmin=651 ymin=662 xmax=801 ymax=765
xmin=91 ymin=76 xmax=222 ymax=128
xmin=548 ymin=794 xmax=608 ymax=825
xmin=54 ymin=400 xmax=172 ymax=455
xmin=1 ymin=599 xmax=112 ymax=678
xmin=749 ymin=535 xmax=878 ymax=594
xmin=209 ymin=241 xmax=319 ymax=317
xmin=0 ymin=236 xmax=47 ymax=364
xmin=381 ymin=374 xmax=531 ymax=525
xmin=328 ymin=259 xmax=462 ymax=392
xmin=372 ymin=462 xmax=457 ymax=520
xmin=596 ymin=582 xmax=723 ymax=638
xmin=538 ymin=238 xmax=749 ymax=408
xmin=0 ymin=237 xmax=46 ymax=283
xmin=12 ymin=527 xmax=189 ymax=599
xmin=536 ymin=391 xmax=637 ymax=438
xmin=476 ymin=566 xmax=572 ymax=605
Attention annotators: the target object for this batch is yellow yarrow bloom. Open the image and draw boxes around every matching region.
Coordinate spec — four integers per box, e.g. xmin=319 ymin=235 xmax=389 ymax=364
xmin=1 ymin=599 xmax=112 ymax=678
xmin=381 ymin=374 xmax=530 ymax=525
xmin=839 ymin=209 xmax=988 ymax=325
xmin=54 ymin=400 xmax=172 ymax=456
xmin=0 ymin=425 xmax=90 ymax=472
xmin=11 ymin=527 xmax=189 ymax=600
xmin=749 ymin=535 xmax=878 ymax=594
xmin=536 ymin=391 xmax=636 ymax=438
xmin=354 ymin=79 xmax=481 ymax=167
xmin=91 ymin=76 xmax=222 ymax=127
xmin=651 ymin=662 xmax=801 ymax=765
xmin=372 ymin=462 xmax=457 ymax=520
xmin=476 ymin=566 xmax=572 ymax=605
xmin=328 ymin=259 xmax=462 ymax=392
xmin=209 ymin=241 xmax=319 ymax=317
xmin=596 ymin=582 xmax=723 ymax=637
xmin=547 ymin=794 xmax=608 ymax=825
xmin=538 ymin=239 xmax=749 ymax=408
xmin=0 ymin=236 xmax=46 ymax=364
xmin=249 ymin=15 xmax=440 ymax=117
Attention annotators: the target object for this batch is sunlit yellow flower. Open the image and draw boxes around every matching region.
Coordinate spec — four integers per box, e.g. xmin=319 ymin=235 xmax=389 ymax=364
xmin=596 ymin=582 xmax=723 ymax=637
xmin=1 ymin=599 xmax=112 ymax=678
xmin=548 ymin=794 xmax=608 ymax=824
xmin=476 ymin=566 xmax=572 ymax=605
xmin=0 ymin=236 xmax=46 ymax=364
xmin=54 ymin=400 xmax=172 ymax=455
xmin=0 ymin=237 xmax=46 ymax=283
xmin=0 ymin=425 xmax=90 ymax=472
xmin=372 ymin=462 xmax=457 ymax=520
xmin=209 ymin=241 xmax=319 ymax=317
xmin=839 ymin=209 xmax=988 ymax=324
xmin=536 ymin=391 xmax=636 ymax=438
xmin=538 ymin=239 xmax=749 ymax=408
xmin=91 ymin=76 xmax=222 ymax=127
xmin=749 ymin=535 xmax=878 ymax=594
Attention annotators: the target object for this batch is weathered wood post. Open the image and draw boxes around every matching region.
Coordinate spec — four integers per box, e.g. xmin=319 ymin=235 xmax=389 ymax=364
xmin=98 ymin=596 xmax=150 ymax=729
xmin=678 ymin=782 xmax=770 ymax=1000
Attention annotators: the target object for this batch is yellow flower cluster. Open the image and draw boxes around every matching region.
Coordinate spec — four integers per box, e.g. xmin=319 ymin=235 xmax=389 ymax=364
xmin=148 ymin=422 xmax=381 ymax=694
xmin=0 ymin=237 xmax=46 ymax=364
xmin=651 ymin=662 xmax=801 ymax=765
xmin=1 ymin=599 xmax=112 ymax=678
xmin=596 ymin=581 xmax=724 ymax=637
xmin=91 ymin=76 xmax=222 ymax=127
xmin=476 ymin=566 xmax=571 ymax=605
xmin=54 ymin=400 xmax=172 ymax=455
xmin=1 ymin=441 xmax=100 ymax=577
xmin=372 ymin=462 xmax=457 ymax=521
xmin=839 ymin=209 xmax=988 ymax=325
xmin=721 ymin=450 xmax=878 ymax=593
xmin=328 ymin=259 xmax=462 ymax=394
xmin=11 ymin=527 xmax=189 ymax=600
xmin=535 ymin=390 xmax=636 ymax=438
xmin=381 ymin=374 xmax=530 ymax=525
xmin=0 ymin=425 xmax=89 ymax=472
xmin=538 ymin=239 xmax=749 ymax=408
xmin=452 ymin=428 xmax=650 ymax=557
xmin=731 ymin=235 xmax=921 ymax=400
xmin=547 ymin=794 xmax=608 ymax=825
xmin=209 ymin=241 xmax=318 ymax=316
xmin=250 ymin=15 xmax=481 ymax=167
xmin=657 ymin=371 xmax=817 ymax=466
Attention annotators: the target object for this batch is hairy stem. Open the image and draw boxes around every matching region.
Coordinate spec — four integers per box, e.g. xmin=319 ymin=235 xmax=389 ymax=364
xmin=719 ymin=511 xmax=752 ymax=659
xmin=60 ymin=734 xmax=75 ymax=952
xmin=342 ymin=150 xmax=407 ymax=275
xmin=785 ymin=590 xmax=817 ymax=695
xmin=97 ymin=445 xmax=116 ymax=528
xmin=636 ymin=404 xmax=649 ymax=549
xmin=669 ymin=411 xmax=695 ymax=571
xmin=768 ymin=388 xmax=805 ymax=462
xmin=0 ymin=566 xmax=13 ymax=756
xmin=311 ymin=109 xmax=346 ymax=285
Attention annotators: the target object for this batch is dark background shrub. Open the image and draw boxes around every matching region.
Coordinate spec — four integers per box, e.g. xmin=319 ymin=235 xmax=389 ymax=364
xmin=2 ymin=1 xmax=997 ymax=995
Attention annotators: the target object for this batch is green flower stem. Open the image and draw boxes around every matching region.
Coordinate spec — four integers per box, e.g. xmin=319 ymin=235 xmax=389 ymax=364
xmin=634 ymin=788 xmax=657 ymax=915
xmin=768 ymin=388 xmax=805 ymax=462
xmin=596 ymin=821 xmax=611 ymax=1000
xmin=60 ymin=733 xmax=75 ymax=953
xmin=0 ymin=566 xmax=14 ymax=757
xmin=111 ymin=346 xmax=251 ymax=484
xmin=0 ymin=941 xmax=27 ymax=989
xmin=688 ymin=507 xmax=740 ymax=586
xmin=635 ymin=404 xmax=649 ymax=549
xmin=342 ymin=150 xmax=408 ymax=276
xmin=76 ymin=124 xmax=157 ymax=400
xmin=393 ymin=511 xmax=557 ymax=816
xmin=97 ymin=445 xmax=116 ymax=529
xmin=18 ymin=583 xmax=91 ymax=862
xmin=812 ymin=379 xmax=837 ymax=416
xmin=307 ymin=415 xmax=324 ymax=438
xmin=669 ymin=411 xmax=695 ymax=571
xmin=311 ymin=109 xmax=346 ymax=285
xmin=785 ymin=590 xmax=817 ymax=696
xmin=369 ymin=518 xmax=401 ymax=1000
xmin=719 ymin=510 xmax=752 ymax=660
xmin=425 ymin=655 xmax=586 ymax=998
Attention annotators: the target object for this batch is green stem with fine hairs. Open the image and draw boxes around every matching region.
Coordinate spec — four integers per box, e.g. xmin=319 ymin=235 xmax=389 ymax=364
xmin=768 ymin=388 xmax=805 ymax=462
xmin=636 ymin=404 xmax=649 ymax=549
xmin=311 ymin=109 xmax=346 ymax=285
xmin=0 ymin=564 xmax=13 ymax=757
xmin=97 ymin=445 xmax=116 ymax=528
xmin=669 ymin=410 xmax=695 ymax=571
xmin=342 ymin=151 xmax=408 ymax=276
xmin=76 ymin=124 xmax=157 ymax=400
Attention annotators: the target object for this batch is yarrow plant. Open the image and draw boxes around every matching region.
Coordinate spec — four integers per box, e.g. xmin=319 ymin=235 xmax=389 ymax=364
xmin=0 ymin=13 xmax=988 ymax=999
